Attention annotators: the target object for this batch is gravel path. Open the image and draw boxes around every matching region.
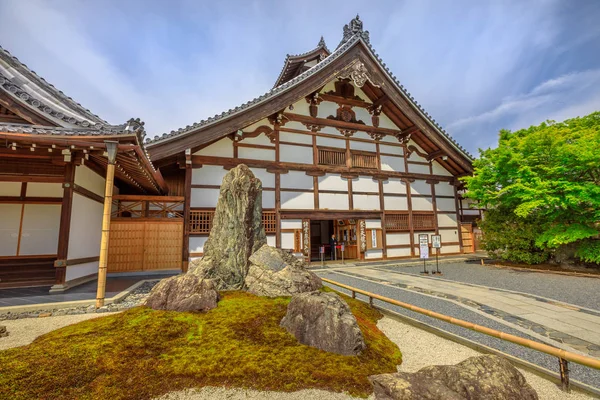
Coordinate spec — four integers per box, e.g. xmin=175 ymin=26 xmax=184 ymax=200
xmin=319 ymin=271 xmax=600 ymax=391
xmin=375 ymin=262 xmax=600 ymax=311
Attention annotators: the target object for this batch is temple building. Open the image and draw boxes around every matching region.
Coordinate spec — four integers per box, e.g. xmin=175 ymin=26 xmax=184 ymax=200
xmin=0 ymin=16 xmax=476 ymax=290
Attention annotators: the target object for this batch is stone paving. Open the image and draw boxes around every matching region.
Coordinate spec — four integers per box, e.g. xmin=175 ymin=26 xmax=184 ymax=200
xmin=327 ymin=265 xmax=600 ymax=358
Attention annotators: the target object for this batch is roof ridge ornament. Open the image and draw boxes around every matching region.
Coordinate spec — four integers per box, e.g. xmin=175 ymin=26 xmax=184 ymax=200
xmin=318 ymin=36 xmax=327 ymax=48
xmin=338 ymin=14 xmax=370 ymax=48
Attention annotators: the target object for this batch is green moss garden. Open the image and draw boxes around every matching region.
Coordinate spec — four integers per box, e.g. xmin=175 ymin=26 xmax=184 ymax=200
xmin=0 ymin=289 xmax=402 ymax=400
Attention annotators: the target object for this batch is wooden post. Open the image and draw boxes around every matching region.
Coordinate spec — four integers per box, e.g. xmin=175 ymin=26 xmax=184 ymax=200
xmin=96 ymin=142 xmax=118 ymax=308
xmin=55 ymin=162 xmax=75 ymax=284
xmin=182 ymin=160 xmax=192 ymax=272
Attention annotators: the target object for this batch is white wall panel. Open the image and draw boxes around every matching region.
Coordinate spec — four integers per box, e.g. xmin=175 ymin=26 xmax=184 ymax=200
xmin=281 ymin=232 xmax=295 ymax=250
xmin=379 ymin=144 xmax=403 ymax=156
xmin=407 ymin=141 xmax=427 ymax=162
xmin=281 ymin=171 xmax=313 ymax=190
xmin=240 ymin=118 xmax=272 ymax=132
xmin=281 ymin=191 xmax=314 ymax=209
xmin=350 ymin=140 xmax=376 ymax=152
xmin=386 ymin=233 xmax=411 ymax=246
xmin=191 ymin=188 xmax=220 ymax=207
xmin=383 ymin=196 xmax=408 ymax=210
xmin=249 ymin=168 xmax=275 ymax=188
xmin=189 ymin=236 xmax=209 ymax=254
xmin=435 ymin=183 xmax=455 ymax=196
xmin=432 ymin=161 xmax=453 ymax=176
xmin=412 ymin=197 xmax=433 ymax=211
xmin=438 ymin=213 xmax=458 ymax=228
xmin=19 ymin=204 xmax=61 ymax=255
xmin=0 ymin=182 xmax=21 ymax=196
xmin=354 ymin=108 xmax=372 ymax=125
xmin=0 ymin=204 xmax=21 ymax=256
xmin=68 ymin=194 xmax=102 ymax=259
xmin=440 ymin=245 xmax=461 ymax=254
xmin=280 ymin=144 xmax=313 ymax=164
xmin=318 ymin=174 xmax=347 ymax=191
xmin=353 ymin=194 xmax=380 ymax=210
xmin=317 ymin=101 xmax=339 ymax=119
xmin=437 ymin=198 xmax=457 ymax=212
xmin=440 ymin=229 xmax=459 ymax=243
xmin=316 ymin=136 xmax=346 ymax=149
xmin=238 ymin=147 xmax=275 ymax=161
xmin=266 ymin=235 xmax=276 ymax=247
xmin=352 ymin=176 xmax=379 ymax=192
xmin=319 ymin=193 xmax=349 ymax=210
xmin=387 ymin=248 xmax=411 ymax=258
xmin=411 ymin=180 xmax=432 ymax=195
xmin=65 ymin=262 xmax=97 ymax=282
xmin=279 ymin=131 xmax=313 ymax=145
xmin=352 ymin=131 xmax=372 ymax=141
xmin=378 ymin=113 xmax=400 ymax=130
xmin=194 ymin=138 xmax=233 ymax=157
xmin=408 ymin=163 xmax=431 ymax=174
xmin=380 ymin=155 xmax=405 ymax=172
xmin=290 ymin=99 xmax=311 ymax=116
xmin=74 ymin=165 xmax=105 ymax=196
xmin=241 ymin=133 xmax=274 ymax=147
xmin=365 ymin=219 xmax=381 ymax=229
xmin=365 ymin=249 xmax=383 ymax=259
xmin=27 ymin=183 xmax=63 ymax=198
xmin=192 ymin=165 xmax=227 ymax=186
xmin=383 ymin=178 xmax=407 ymax=194
xmin=281 ymin=219 xmax=302 ymax=229
xmin=262 ymin=191 xmax=275 ymax=209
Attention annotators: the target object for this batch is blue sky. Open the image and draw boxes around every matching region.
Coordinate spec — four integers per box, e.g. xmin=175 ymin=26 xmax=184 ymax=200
xmin=1 ymin=0 xmax=599 ymax=155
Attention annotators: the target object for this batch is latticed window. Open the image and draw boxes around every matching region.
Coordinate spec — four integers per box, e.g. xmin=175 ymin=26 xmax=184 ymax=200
xmin=318 ymin=147 xmax=346 ymax=166
xmin=262 ymin=211 xmax=277 ymax=234
xmin=189 ymin=210 xmax=214 ymax=234
xmin=413 ymin=213 xmax=436 ymax=230
xmin=385 ymin=213 xmax=410 ymax=232
xmin=351 ymin=150 xmax=377 ymax=169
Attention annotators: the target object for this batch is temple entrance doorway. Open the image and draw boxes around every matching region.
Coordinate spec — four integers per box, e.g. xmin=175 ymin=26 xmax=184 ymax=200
xmin=309 ymin=219 xmax=359 ymax=262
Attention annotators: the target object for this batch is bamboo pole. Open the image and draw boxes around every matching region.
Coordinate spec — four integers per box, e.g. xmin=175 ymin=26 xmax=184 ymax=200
xmin=95 ymin=163 xmax=115 ymax=308
xmin=322 ymin=277 xmax=600 ymax=371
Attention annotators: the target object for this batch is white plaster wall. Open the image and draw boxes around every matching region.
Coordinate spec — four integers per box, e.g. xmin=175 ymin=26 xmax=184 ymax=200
xmin=194 ymin=138 xmax=233 ymax=157
xmin=65 ymin=261 xmax=97 ymax=282
xmin=386 ymin=233 xmax=411 ymax=246
xmin=365 ymin=249 xmax=383 ymax=259
xmin=74 ymin=165 xmax=105 ymax=196
xmin=281 ymin=232 xmax=296 ymax=250
xmin=350 ymin=140 xmax=376 ymax=152
xmin=353 ymin=194 xmax=380 ymax=210
xmin=67 ymin=193 xmax=102 ymax=259
xmin=378 ymin=113 xmax=400 ymax=130
xmin=352 ymin=131 xmax=373 ymax=141
xmin=279 ymin=131 xmax=312 ymax=145
xmin=281 ymin=171 xmax=313 ymax=190
xmin=191 ymin=188 xmax=220 ymax=207
xmin=249 ymin=168 xmax=275 ymax=188
xmin=316 ymin=136 xmax=346 ymax=149
xmin=380 ymin=156 xmax=405 ymax=172
xmin=0 ymin=204 xmax=21 ymax=256
xmin=281 ymin=220 xmax=302 ymax=229
xmin=411 ymin=180 xmax=432 ymax=195
xmin=280 ymin=144 xmax=313 ymax=164
xmin=379 ymin=143 xmax=404 ymax=156
xmin=19 ymin=204 xmax=61 ymax=255
xmin=383 ymin=196 xmax=408 ymax=210
xmin=387 ymin=247 xmax=412 ymax=258
xmin=437 ymin=198 xmax=457 ymax=212
xmin=408 ymin=163 xmax=431 ymax=174
xmin=438 ymin=213 xmax=458 ymax=228
xmin=319 ymin=126 xmax=340 ymax=136
xmin=266 ymin=235 xmax=276 ymax=247
xmin=238 ymin=147 xmax=275 ymax=161
xmin=0 ymin=182 xmax=21 ymax=196
xmin=262 ymin=191 xmax=275 ymax=209
xmin=281 ymin=191 xmax=314 ymax=209
xmin=432 ymin=161 xmax=453 ymax=176
xmin=407 ymin=141 xmax=427 ymax=162
xmin=353 ymin=176 xmax=379 ymax=192
xmin=290 ymin=99 xmax=311 ymax=116
xmin=189 ymin=236 xmax=209 ymax=254
xmin=435 ymin=183 xmax=455 ymax=197
xmin=365 ymin=219 xmax=381 ymax=229
xmin=440 ymin=229 xmax=459 ymax=243
xmin=319 ymin=193 xmax=349 ymax=210
xmin=241 ymin=133 xmax=274 ymax=147
xmin=317 ymin=101 xmax=339 ymax=120
xmin=239 ymin=118 xmax=272 ymax=132
xmin=440 ymin=245 xmax=461 ymax=254
xmin=383 ymin=178 xmax=407 ymax=194
xmin=412 ymin=197 xmax=433 ymax=211
xmin=318 ymin=174 xmax=347 ymax=191
xmin=27 ymin=182 xmax=63 ymax=198
xmin=192 ymin=165 xmax=228 ymax=186
xmin=354 ymin=108 xmax=372 ymax=125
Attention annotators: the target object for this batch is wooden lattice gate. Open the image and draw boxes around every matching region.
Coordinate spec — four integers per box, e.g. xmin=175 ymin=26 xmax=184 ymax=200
xmin=461 ymin=223 xmax=474 ymax=254
xmin=107 ymin=195 xmax=184 ymax=273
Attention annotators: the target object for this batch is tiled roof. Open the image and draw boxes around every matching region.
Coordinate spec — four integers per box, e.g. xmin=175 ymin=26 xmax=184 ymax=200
xmin=273 ymin=37 xmax=331 ymax=88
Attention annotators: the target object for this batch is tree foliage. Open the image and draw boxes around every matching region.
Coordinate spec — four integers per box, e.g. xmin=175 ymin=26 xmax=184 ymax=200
xmin=462 ymin=112 xmax=600 ymax=264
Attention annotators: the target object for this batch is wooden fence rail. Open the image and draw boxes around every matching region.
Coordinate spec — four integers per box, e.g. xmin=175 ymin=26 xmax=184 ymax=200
xmin=321 ymin=277 xmax=600 ymax=392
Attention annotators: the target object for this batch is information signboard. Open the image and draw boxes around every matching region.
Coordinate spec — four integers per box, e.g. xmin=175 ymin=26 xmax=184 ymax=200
xmin=431 ymin=235 xmax=442 ymax=249
xmin=419 ymin=234 xmax=429 ymax=259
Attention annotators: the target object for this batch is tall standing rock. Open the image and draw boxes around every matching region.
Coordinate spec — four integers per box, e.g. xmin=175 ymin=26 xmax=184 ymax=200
xmin=189 ymin=165 xmax=266 ymax=289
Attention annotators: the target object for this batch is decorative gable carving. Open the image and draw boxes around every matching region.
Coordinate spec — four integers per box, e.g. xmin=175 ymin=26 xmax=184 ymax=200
xmin=327 ymin=105 xmax=365 ymax=125
xmin=325 ymin=79 xmax=366 ymax=101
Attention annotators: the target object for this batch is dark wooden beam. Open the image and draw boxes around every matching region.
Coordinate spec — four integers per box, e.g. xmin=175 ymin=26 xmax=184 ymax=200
xmin=55 ymin=162 xmax=75 ymax=284
xmin=284 ymin=112 xmax=400 ymax=136
xmin=0 ymin=90 xmax=57 ymax=126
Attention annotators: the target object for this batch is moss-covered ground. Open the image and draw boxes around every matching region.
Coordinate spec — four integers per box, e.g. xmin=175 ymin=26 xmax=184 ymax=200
xmin=0 ymin=289 xmax=402 ymax=400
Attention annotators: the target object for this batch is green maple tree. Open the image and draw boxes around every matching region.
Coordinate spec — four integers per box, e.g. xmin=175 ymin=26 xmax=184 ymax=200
xmin=462 ymin=112 xmax=600 ymax=264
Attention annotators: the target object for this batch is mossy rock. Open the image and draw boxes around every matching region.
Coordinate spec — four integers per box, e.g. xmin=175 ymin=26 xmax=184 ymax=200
xmin=0 ymin=289 xmax=401 ymax=400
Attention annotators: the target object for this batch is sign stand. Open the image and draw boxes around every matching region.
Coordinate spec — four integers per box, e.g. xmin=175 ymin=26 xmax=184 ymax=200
xmin=320 ymin=246 xmax=324 ymax=267
xmin=341 ymin=243 xmax=345 ymax=265
xmin=419 ymin=234 xmax=429 ymax=275
xmin=431 ymin=234 xmax=442 ymax=275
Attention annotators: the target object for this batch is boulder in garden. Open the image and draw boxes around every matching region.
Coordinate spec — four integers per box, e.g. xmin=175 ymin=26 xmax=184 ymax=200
xmin=145 ymin=274 xmax=219 ymax=312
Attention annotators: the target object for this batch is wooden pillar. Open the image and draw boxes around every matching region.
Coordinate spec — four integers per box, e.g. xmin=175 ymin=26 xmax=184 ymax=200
xmin=96 ymin=143 xmax=117 ymax=308
xmin=182 ymin=153 xmax=192 ymax=271
xmin=275 ymin=172 xmax=281 ymax=248
xmin=378 ymin=180 xmax=387 ymax=260
xmin=54 ymin=162 xmax=75 ymax=284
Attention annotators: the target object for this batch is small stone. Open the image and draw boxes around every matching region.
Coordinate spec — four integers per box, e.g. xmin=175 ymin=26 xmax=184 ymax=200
xmin=38 ymin=312 xmax=52 ymax=318
xmin=0 ymin=325 xmax=8 ymax=338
